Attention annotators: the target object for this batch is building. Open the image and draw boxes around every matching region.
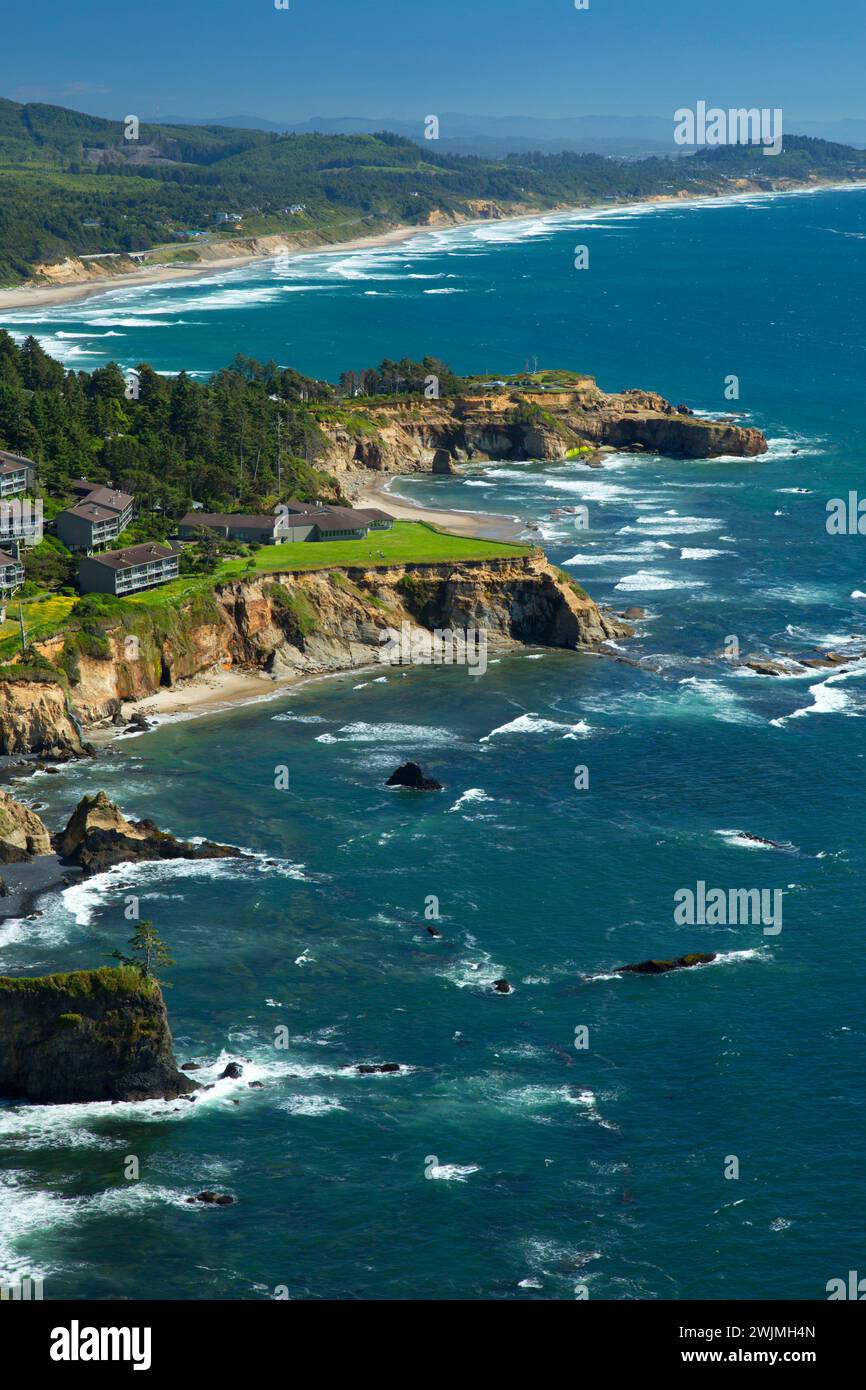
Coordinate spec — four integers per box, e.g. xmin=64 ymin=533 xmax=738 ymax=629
xmin=179 ymin=504 xmax=394 ymax=546
xmin=77 ymin=542 xmax=180 ymax=597
xmin=0 ymin=452 xmax=37 ymax=497
xmin=56 ymin=488 xmax=134 ymax=551
xmin=178 ymin=512 xmax=289 ymax=545
xmin=0 ymin=546 xmax=25 ymax=595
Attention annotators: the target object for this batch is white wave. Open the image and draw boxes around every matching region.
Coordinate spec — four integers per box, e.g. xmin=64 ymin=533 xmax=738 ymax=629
xmin=60 ymin=852 xmax=308 ymax=926
xmin=271 ymin=713 xmax=328 ymax=723
xmin=320 ymin=720 xmax=459 ymax=745
xmin=279 ymin=1095 xmax=345 ymax=1116
xmin=680 ymin=548 xmax=727 ymax=559
xmin=615 ymin=570 xmax=704 ymax=591
xmin=480 ymin=713 xmax=591 ymax=741
xmin=677 ymin=677 xmax=761 ymax=725
xmin=424 ymin=1163 xmax=480 ymax=1181
xmin=447 ymin=787 xmax=494 ymax=813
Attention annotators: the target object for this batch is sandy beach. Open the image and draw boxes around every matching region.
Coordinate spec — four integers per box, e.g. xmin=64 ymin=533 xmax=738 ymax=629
xmin=354 ymin=473 xmax=530 ymax=542
xmin=2 ymin=179 xmax=861 ymax=316
xmin=0 ymin=223 xmax=426 ymax=313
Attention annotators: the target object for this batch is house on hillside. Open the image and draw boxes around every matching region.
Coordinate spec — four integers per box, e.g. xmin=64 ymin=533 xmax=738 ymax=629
xmin=77 ymin=542 xmax=180 ymax=597
xmin=0 ymin=452 xmax=37 ymax=496
xmin=0 ymin=546 xmax=25 ymax=595
xmin=55 ymin=487 xmax=135 ymax=551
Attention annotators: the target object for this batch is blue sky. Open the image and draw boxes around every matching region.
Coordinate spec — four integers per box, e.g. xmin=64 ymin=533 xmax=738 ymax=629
xmin=0 ymin=0 xmax=862 ymax=123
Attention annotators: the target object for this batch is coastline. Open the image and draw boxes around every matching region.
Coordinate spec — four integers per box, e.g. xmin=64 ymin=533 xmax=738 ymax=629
xmin=353 ymin=474 xmax=529 ymax=542
xmin=1 ymin=177 xmax=863 ymax=316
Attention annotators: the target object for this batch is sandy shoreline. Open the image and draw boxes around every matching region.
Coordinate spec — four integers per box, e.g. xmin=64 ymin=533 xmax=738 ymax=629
xmin=0 ymin=223 xmax=425 ymax=313
xmin=354 ymin=474 xmax=530 ymax=542
xmin=2 ymin=178 xmax=863 ymax=315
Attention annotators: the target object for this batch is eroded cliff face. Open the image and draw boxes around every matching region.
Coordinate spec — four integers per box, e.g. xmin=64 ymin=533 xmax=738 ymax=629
xmin=321 ymin=381 xmax=767 ymax=484
xmin=0 ymin=678 xmax=87 ymax=757
xmin=0 ymin=789 xmax=53 ymax=862
xmin=5 ymin=554 xmax=627 ymax=735
xmin=0 ymin=967 xmax=197 ymax=1104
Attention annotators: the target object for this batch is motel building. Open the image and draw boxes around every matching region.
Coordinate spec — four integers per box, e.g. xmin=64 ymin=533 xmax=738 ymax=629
xmin=0 ymin=546 xmax=25 ymax=596
xmin=77 ymin=542 xmax=181 ymax=597
xmin=55 ymin=488 xmax=135 ymax=552
xmin=0 ymin=452 xmax=37 ymax=497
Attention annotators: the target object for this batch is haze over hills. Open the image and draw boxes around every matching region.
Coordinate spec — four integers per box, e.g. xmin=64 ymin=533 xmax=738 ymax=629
xmin=1 ymin=96 xmax=866 ymax=285
xmin=146 ymin=112 xmax=866 ymax=156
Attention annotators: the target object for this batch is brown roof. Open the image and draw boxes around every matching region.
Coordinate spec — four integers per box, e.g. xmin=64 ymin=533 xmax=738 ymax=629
xmin=355 ymin=507 xmax=394 ymax=523
xmin=0 ymin=451 xmax=35 ymax=470
xmin=78 ymin=487 xmax=133 ymax=513
xmin=82 ymin=542 xmax=178 ymax=572
xmin=0 ymin=548 xmax=22 ymax=566
xmin=181 ymin=512 xmax=280 ymax=531
xmin=290 ymin=507 xmax=371 ymax=533
xmin=63 ymin=501 xmax=123 ymax=524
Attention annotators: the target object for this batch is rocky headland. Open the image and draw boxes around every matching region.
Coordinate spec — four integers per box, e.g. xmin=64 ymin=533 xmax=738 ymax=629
xmin=0 ymin=966 xmax=197 ymax=1104
xmin=323 ymin=379 xmax=767 ymax=490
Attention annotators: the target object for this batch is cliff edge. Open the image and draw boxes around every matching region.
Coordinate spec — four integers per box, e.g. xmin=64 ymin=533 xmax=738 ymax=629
xmin=0 ymin=967 xmax=197 ymax=1104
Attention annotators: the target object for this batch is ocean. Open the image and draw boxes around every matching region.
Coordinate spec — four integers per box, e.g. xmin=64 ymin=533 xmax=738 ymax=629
xmin=1 ymin=186 xmax=865 ymax=1300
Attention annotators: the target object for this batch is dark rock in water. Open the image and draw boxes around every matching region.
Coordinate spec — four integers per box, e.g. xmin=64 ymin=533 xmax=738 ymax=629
xmin=617 ymin=953 xmax=717 ymax=975
xmin=187 ymin=1191 xmax=236 ymax=1206
xmin=43 ymin=766 xmax=60 ymax=775
xmin=0 ymin=876 xmax=7 ymax=898
xmin=620 ymin=607 xmax=646 ymax=621
xmin=181 ymin=1062 xmax=201 ymax=1072
xmin=801 ymin=651 xmax=848 ymax=669
xmin=426 ymin=925 xmax=442 ymax=938
xmin=0 ymin=966 xmax=198 ymax=1104
xmin=356 ymin=1063 xmax=401 ymax=1074
xmin=733 ymin=831 xmax=784 ymax=850
xmin=675 ymin=403 xmax=694 ymax=416
xmin=386 ymin=762 xmax=443 ymax=792
xmin=56 ymin=791 xmax=245 ymax=876
xmin=219 ymin=1062 xmax=243 ymax=1079
xmin=740 ymin=655 xmax=798 ymax=676
xmin=493 ymin=978 xmax=513 ymax=994
xmin=248 ymin=1080 xmax=264 ymax=1089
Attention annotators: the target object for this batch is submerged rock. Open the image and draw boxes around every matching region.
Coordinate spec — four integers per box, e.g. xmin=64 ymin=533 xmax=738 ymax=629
xmin=356 ymin=1063 xmax=401 ymax=1074
xmin=0 ymin=966 xmax=198 ymax=1104
xmin=493 ymin=978 xmax=513 ymax=994
xmin=386 ymin=762 xmax=443 ymax=792
xmin=56 ymin=791 xmax=245 ymax=875
xmin=617 ymin=953 xmax=717 ymax=975
xmin=187 ymin=1191 xmax=236 ymax=1206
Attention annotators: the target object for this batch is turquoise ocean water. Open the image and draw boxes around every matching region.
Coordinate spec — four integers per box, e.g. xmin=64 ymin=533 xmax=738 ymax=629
xmin=1 ymin=188 xmax=865 ymax=1299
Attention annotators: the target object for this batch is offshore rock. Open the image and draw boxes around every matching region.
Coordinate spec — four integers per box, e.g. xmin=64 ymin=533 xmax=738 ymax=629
xmin=0 ymin=966 xmax=198 ymax=1103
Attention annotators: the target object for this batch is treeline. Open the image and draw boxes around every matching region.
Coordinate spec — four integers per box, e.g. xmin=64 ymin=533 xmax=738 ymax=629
xmin=0 ymin=333 xmax=342 ymax=519
xmin=1 ymin=94 xmax=865 ymax=282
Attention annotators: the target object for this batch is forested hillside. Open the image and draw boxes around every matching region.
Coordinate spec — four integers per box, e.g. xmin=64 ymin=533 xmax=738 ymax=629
xmin=1 ymin=97 xmax=865 ymax=283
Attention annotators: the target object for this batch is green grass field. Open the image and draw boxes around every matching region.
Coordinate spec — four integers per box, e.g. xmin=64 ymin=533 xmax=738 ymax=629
xmin=128 ymin=521 xmax=532 ymax=608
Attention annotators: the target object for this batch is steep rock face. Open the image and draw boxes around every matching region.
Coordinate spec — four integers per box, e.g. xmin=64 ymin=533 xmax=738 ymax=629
xmin=58 ymin=791 xmax=245 ymax=875
xmin=321 ymin=380 xmax=767 ymax=481
xmin=0 ymin=790 xmax=53 ymax=862
xmin=0 ymin=679 xmax=87 ymax=757
xmin=20 ymin=557 xmax=626 ymax=734
xmin=0 ymin=967 xmax=197 ymax=1104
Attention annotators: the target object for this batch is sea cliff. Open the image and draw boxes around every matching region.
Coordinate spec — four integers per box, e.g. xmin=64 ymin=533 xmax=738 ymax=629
xmin=0 ymin=967 xmax=196 ymax=1104
xmin=322 ymin=380 xmax=767 ymax=485
xmin=0 ymin=553 xmax=626 ymax=741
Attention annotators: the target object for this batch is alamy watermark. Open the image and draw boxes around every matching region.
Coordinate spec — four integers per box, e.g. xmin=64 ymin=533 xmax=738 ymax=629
xmin=674 ymin=102 xmax=783 ymax=156
xmin=674 ymin=880 xmax=782 ymax=935
xmin=378 ymin=623 xmax=488 ymax=676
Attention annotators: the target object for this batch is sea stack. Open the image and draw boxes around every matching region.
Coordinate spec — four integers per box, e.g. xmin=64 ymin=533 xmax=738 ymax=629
xmin=0 ymin=966 xmax=199 ymax=1104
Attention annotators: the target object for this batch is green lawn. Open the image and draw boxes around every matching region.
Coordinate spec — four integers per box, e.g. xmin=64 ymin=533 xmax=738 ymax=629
xmin=128 ymin=521 xmax=532 ymax=608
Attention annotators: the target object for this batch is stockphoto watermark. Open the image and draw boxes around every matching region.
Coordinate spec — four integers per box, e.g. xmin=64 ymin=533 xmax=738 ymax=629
xmin=674 ymin=102 xmax=783 ymax=156
xmin=0 ymin=497 xmax=43 ymax=544
xmin=674 ymin=881 xmax=783 ymax=935
xmin=378 ymin=622 xmax=488 ymax=676
xmin=1 ymin=1272 xmax=44 ymax=1300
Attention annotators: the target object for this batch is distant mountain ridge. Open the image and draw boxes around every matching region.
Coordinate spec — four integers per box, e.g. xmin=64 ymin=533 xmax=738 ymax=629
xmin=1 ymin=96 xmax=865 ymax=284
